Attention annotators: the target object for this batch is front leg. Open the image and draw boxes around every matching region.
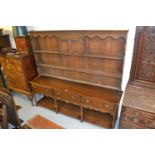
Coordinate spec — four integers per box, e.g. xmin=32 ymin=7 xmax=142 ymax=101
xmin=27 ymin=94 xmax=36 ymax=106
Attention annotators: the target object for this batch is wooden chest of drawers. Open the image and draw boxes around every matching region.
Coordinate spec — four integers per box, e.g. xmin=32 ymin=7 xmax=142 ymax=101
xmin=120 ymin=27 xmax=155 ymax=129
xmin=120 ymin=85 xmax=155 ymax=129
xmin=0 ymin=35 xmax=11 ymax=51
xmin=0 ymin=53 xmax=37 ymax=99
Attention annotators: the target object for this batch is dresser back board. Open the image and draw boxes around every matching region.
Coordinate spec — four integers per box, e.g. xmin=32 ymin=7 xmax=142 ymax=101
xmin=30 ymin=30 xmax=128 ymax=91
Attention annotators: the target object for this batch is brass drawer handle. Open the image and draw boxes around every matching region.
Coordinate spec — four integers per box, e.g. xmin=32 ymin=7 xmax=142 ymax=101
xmin=85 ymin=99 xmax=90 ymax=103
xmin=55 ymin=91 xmax=61 ymax=95
xmin=81 ymin=97 xmax=90 ymax=103
xmin=103 ymin=104 xmax=109 ymax=108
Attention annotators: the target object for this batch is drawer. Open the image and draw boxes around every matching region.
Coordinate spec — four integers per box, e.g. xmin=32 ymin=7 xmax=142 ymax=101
xmin=81 ymin=96 xmax=115 ymax=111
xmin=8 ymin=80 xmax=29 ymax=91
xmin=54 ymin=89 xmax=81 ymax=105
xmin=13 ymin=65 xmax=24 ymax=73
xmin=3 ymin=62 xmax=24 ymax=73
xmin=32 ymin=84 xmax=54 ymax=97
xmin=94 ymin=99 xmax=115 ymax=111
xmin=122 ymin=106 xmax=155 ymax=120
xmin=3 ymin=64 xmax=12 ymax=71
xmin=122 ymin=113 xmax=155 ymax=129
xmin=3 ymin=57 xmax=22 ymax=65
xmin=6 ymin=73 xmax=26 ymax=82
xmin=120 ymin=120 xmax=148 ymax=129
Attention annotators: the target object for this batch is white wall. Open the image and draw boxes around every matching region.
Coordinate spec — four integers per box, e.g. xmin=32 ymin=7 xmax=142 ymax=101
xmin=0 ymin=26 xmax=136 ymax=91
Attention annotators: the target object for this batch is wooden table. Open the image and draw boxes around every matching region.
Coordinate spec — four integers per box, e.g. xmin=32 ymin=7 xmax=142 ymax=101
xmin=23 ymin=114 xmax=64 ymax=129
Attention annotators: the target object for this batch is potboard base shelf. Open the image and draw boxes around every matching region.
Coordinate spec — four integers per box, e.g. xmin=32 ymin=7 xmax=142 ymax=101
xmin=37 ymin=96 xmax=112 ymax=128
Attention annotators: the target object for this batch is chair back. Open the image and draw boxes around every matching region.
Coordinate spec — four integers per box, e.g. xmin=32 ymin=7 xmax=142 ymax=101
xmin=1 ymin=105 xmax=8 ymax=129
xmin=0 ymin=89 xmax=20 ymax=128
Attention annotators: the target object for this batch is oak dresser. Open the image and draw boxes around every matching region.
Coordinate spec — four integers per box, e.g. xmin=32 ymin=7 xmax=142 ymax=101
xmin=30 ymin=30 xmax=128 ymax=128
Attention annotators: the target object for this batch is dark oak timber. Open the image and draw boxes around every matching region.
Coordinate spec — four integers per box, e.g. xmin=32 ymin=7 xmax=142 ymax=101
xmin=30 ymin=30 xmax=128 ymax=128
xmin=120 ymin=27 xmax=155 ymax=129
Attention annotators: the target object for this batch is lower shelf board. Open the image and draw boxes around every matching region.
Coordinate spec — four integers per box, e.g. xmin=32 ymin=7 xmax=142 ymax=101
xmin=57 ymin=101 xmax=81 ymax=120
xmin=37 ymin=96 xmax=113 ymax=128
xmin=84 ymin=109 xmax=112 ymax=128
xmin=37 ymin=97 xmax=81 ymax=119
xmin=37 ymin=97 xmax=55 ymax=110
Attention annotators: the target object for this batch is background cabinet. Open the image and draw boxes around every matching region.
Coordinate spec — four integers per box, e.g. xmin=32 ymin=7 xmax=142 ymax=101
xmin=120 ymin=26 xmax=155 ymax=129
xmin=0 ymin=54 xmax=37 ymax=100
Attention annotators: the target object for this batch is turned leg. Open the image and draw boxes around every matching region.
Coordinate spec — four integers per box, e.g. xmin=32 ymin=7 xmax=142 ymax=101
xmin=112 ymin=111 xmax=118 ymax=128
xmin=54 ymin=98 xmax=58 ymax=114
xmin=112 ymin=116 xmax=116 ymax=128
xmin=28 ymin=94 xmax=36 ymax=106
xmin=112 ymin=105 xmax=119 ymax=128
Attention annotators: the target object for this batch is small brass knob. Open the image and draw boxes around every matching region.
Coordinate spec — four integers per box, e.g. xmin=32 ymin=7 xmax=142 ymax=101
xmin=85 ymin=99 xmax=90 ymax=103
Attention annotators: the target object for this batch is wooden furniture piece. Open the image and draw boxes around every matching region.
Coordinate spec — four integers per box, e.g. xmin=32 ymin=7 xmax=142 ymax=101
xmin=0 ymin=53 xmax=37 ymax=101
xmin=0 ymin=65 xmax=7 ymax=89
xmin=0 ymin=105 xmax=8 ymax=129
xmin=120 ymin=26 xmax=155 ymax=129
xmin=14 ymin=36 xmax=33 ymax=54
xmin=23 ymin=114 xmax=64 ymax=129
xmin=0 ymin=34 xmax=11 ymax=90
xmin=0 ymin=29 xmax=2 ymax=35
xmin=0 ymin=35 xmax=11 ymax=52
xmin=0 ymin=89 xmax=20 ymax=128
xmin=30 ymin=30 xmax=128 ymax=128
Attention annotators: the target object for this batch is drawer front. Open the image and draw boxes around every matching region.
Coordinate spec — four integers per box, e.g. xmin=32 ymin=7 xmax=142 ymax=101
xmin=7 ymin=79 xmax=29 ymax=91
xmin=5 ymin=72 xmax=26 ymax=82
xmin=120 ymin=120 xmax=147 ymax=129
xmin=122 ymin=113 xmax=155 ymax=129
xmin=3 ymin=57 xmax=22 ymax=66
xmin=123 ymin=106 xmax=155 ymax=120
xmin=95 ymin=99 xmax=115 ymax=111
xmin=54 ymin=89 xmax=81 ymax=105
xmin=3 ymin=66 xmax=23 ymax=73
xmin=81 ymin=96 xmax=115 ymax=112
xmin=12 ymin=64 xmax=24 ymax=73
xmin=32 ymin=84 xmax=54 ymax=97
xmin=2 ymin=58 xmax=24 ymax=73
